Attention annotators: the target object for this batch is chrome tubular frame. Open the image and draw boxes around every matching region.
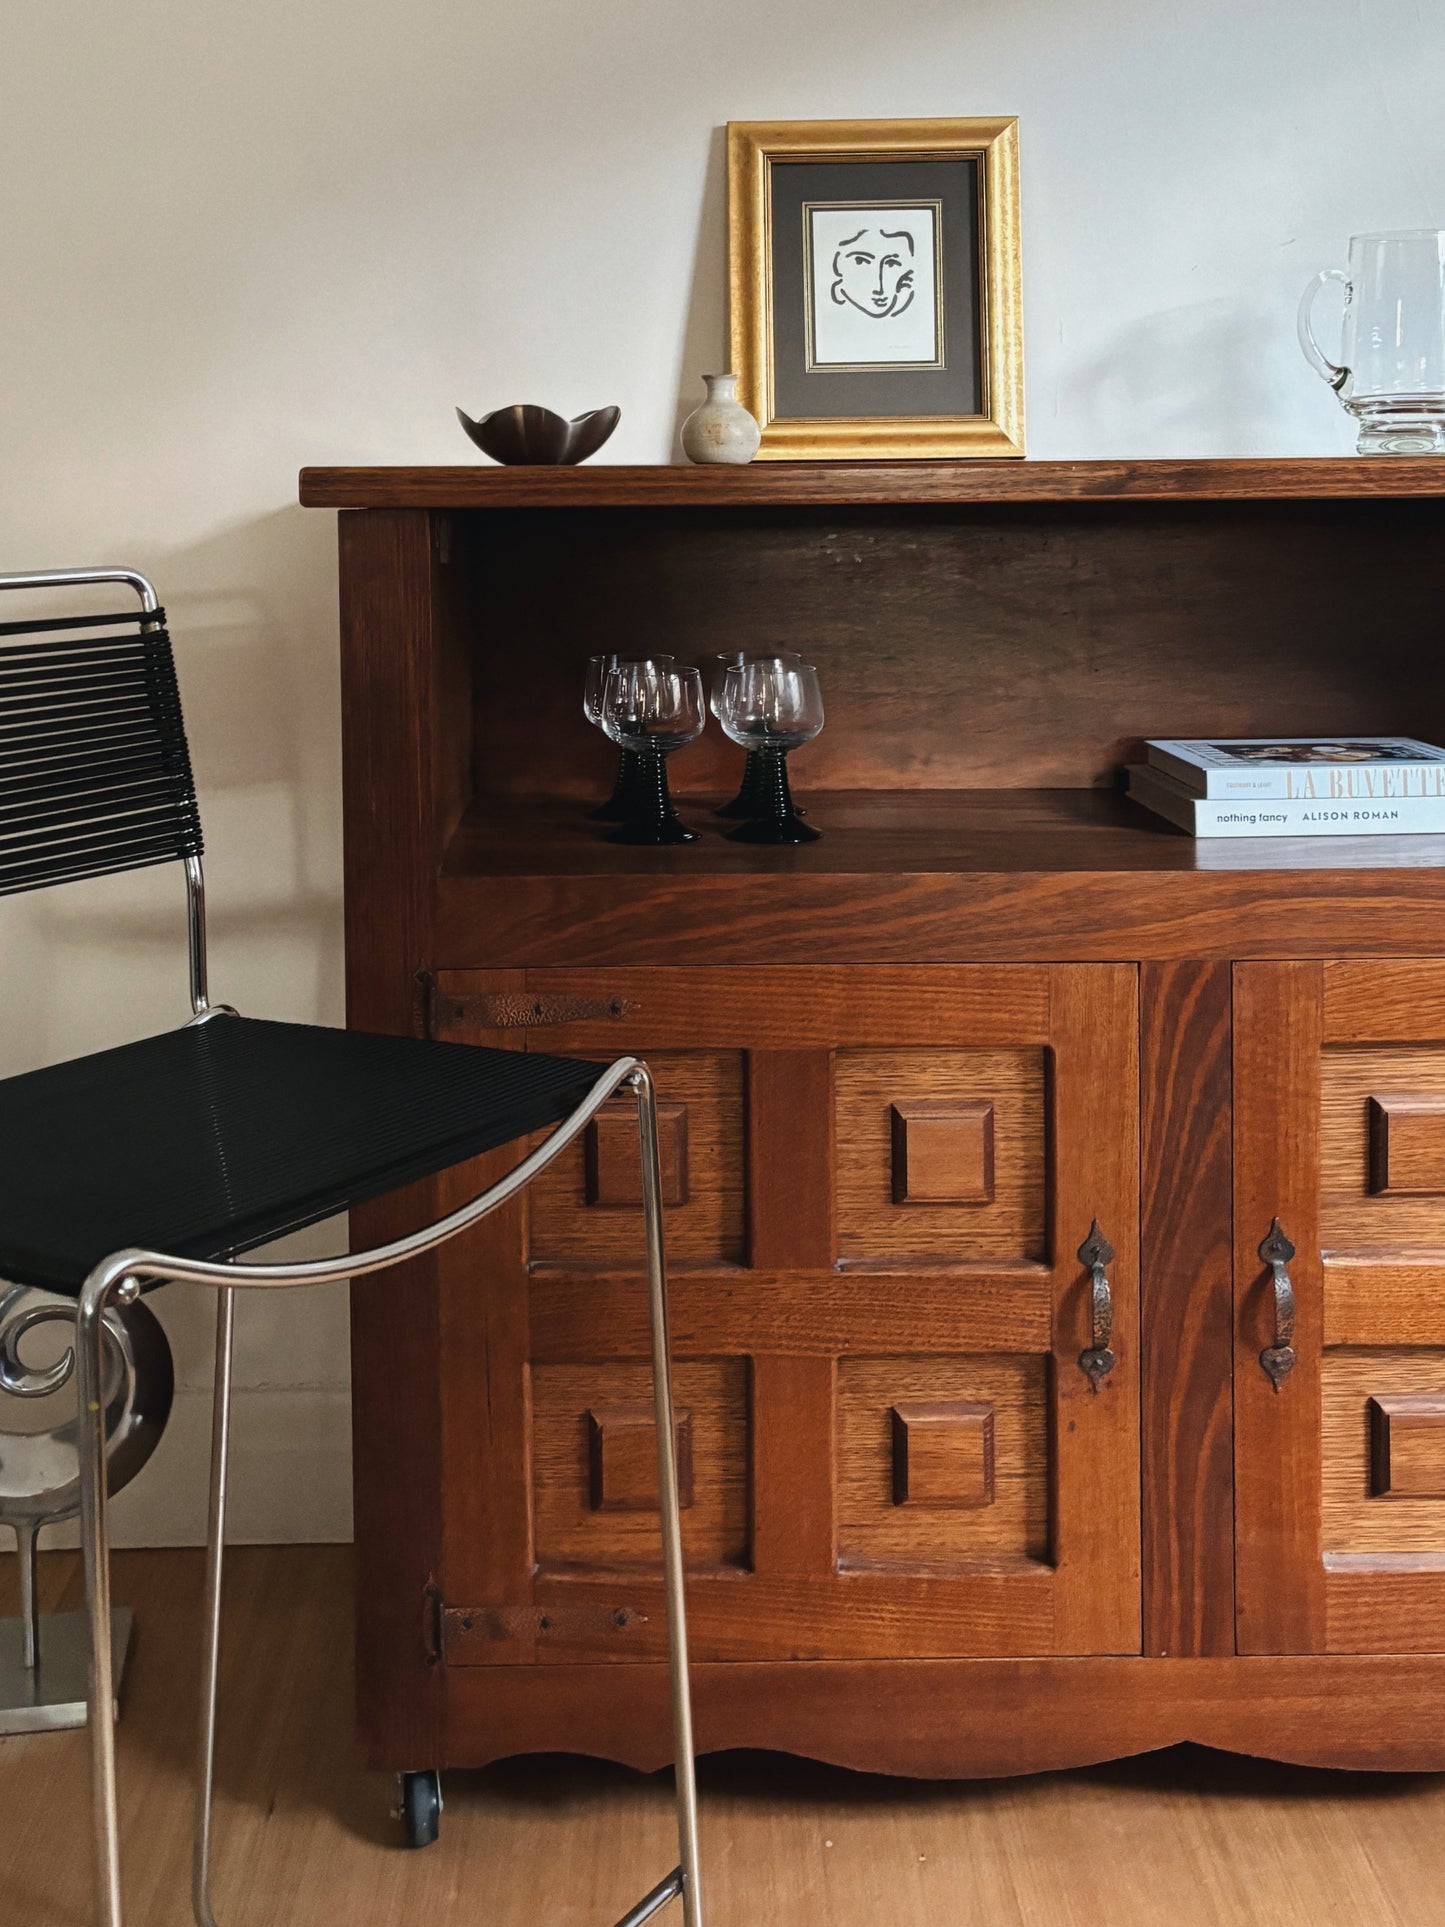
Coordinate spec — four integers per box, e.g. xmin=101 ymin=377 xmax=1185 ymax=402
xmin=0 ymin=567 xmax=212 ymax=1017
xmin=75 ymin=1053 xmax=703 ymax=1927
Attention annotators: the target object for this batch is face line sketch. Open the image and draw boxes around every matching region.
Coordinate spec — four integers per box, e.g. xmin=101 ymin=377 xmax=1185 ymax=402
xmin=803 ymin=200 xmax=944 ymax=372
xmin=832 ymin=224 xmax=917 ymax=320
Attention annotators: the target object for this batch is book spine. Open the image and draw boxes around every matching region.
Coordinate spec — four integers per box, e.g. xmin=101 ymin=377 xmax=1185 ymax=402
xmin=1146 ymin=748 xmax=1445 ymax=800
xmin=1130 ymin=782 xmax=1445 ymax=838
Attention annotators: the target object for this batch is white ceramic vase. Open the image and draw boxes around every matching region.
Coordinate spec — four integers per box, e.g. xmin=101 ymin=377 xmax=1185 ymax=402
xmin=680 ymin=374 xmax=761 ymax=466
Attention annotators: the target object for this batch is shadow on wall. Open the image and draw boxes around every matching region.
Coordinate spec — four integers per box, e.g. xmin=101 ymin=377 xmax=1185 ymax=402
xmin=671 ymin=125 xmax=730 ymax=457
xmin=19 ymin=502 xmax=345 ymax=1070
xmin=1066 ymin=295 xmax=1352 ymax=455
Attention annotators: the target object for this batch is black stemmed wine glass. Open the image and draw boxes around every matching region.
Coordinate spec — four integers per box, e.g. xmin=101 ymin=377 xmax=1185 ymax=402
xmin=583 ymin=652 xmax=673 ymax=822
xmin=600 ymin=662 xmax=705 ymax=845
xmin=718 ymin=659 xmax=824 ymax=843
xmin=708 ymin=651 xmax=805 ymax=817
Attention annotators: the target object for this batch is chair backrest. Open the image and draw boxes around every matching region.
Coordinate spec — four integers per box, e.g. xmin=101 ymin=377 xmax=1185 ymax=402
xmin=0 ymin=573 xmax=203 ymax=898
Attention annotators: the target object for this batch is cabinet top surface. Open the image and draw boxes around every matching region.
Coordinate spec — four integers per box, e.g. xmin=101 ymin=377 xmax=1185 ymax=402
xmin=299 ymin=457 xmax=1445 ymax=511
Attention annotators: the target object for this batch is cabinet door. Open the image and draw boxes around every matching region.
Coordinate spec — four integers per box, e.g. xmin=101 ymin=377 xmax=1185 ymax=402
xmin=432 ymin=964 xmax=1140 ymax=1664
xmin=1236 ymin=961 xmax=1445 ymax=1654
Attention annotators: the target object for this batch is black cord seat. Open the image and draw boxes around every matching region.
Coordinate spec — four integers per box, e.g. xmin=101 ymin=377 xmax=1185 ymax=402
xmin=0 ymin=1013 xmax=603 ymax=1297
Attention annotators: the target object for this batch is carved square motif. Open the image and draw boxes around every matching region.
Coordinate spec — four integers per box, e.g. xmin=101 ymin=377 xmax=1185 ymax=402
xmin=890 ymin=1401 xmax=995 ymax=1508
xmin=585 ymin=1100 xmax=689 ymax=1208
xmin=1368 ymin=1095 xmax=1445 ymax=1197
xmin=890 ymin=1101 xmax=995 ymax=1206
xmin=587 ymin=1403 xmax=695 ymax=1512
xmin=1369 ymin=1393 xmax=1445 ymax=1498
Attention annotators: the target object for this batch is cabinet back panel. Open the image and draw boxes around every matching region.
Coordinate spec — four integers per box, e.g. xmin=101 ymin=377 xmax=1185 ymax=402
xmin=457 ymin=501 xmax=1445 ymax=796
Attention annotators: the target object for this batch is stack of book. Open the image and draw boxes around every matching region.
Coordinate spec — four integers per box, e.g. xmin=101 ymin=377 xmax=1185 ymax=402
xmin=1127 ymin=738 xmax=1445 ymax=839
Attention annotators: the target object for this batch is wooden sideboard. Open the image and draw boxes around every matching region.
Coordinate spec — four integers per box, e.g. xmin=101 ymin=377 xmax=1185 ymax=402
xmin=302 ymin=457 xmax=1445 ymax=1778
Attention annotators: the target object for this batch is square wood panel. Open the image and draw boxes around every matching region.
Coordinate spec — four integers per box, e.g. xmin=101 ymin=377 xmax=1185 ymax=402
xmin=528 ymin=1051 xmax=745 ymax=1268
xmin=1324 ymin=1349 xmax=1445 ymax=1554
xmin=1322 ymin=1047 xmax=1445 ymax=1250
xmin=531 ymin=1359 xmax=749 ymax=1572
xmin=835 ymin=1049 xmax=1046 ymax=1263
xmin=836 ymin=1356 xmax=1049 ymax=1571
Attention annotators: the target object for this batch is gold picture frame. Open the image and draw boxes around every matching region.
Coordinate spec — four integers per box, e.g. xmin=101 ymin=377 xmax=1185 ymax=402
xmin=728 ymin=117 xmax=1024 ymax=461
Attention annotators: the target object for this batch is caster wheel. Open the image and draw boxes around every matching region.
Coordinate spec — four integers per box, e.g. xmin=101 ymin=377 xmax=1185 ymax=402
xmin=397 ymin=1769 xmax=442 ymax=1848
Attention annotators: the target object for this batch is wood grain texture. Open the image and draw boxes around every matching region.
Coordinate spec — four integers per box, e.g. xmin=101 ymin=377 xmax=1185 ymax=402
xmin=1325 ymin=1255 xmax=1445 ymax=1346
xmin=451 ymin=502 xmax=1445 ymax=797
xmin=433 ymin=962 xmax=1052 ymax=1048
xmin=749 ymin=1354 xmax=837 ymax=1577
xmin=1323 ymin=1047 xmax=1445 ymax=1245
xmin=746 ymin=1051 xmax=834 ymax=1268
xmin=1047 ymin=965 xmax=1142 ymax=1655
xmin=528 ymin=1050 xmax=745 ymax=1268
xmin=835 ymin=1048 xmax=1046 ymax=1263
xmin=436 ymin=859 xmax=1445 ymax=969
xmin=338 ymin=508 xmax=453 ymax=1766
xmin=440 ymin=790 xmax=1445 ymax=880
xmin=1325 ymin=957 xmax=1445 ymax=1042
xmin=837 ymin=1359 xmax=1044 ymax=1566
xmin=448 ymin=1566 xmax=1059 ymax=1664
xmin=1368 ymin=1094 xmax=1445 ymax=1196
xmin=527 ymin=1270 xmax=1052 ymax=1360
xmin=300 ymin=456 xmax=1445 ymax=508
xmin=1233 ymin=962 xmax=1326 ymax=1655
xmin=587 ymin=1403 xmax=695 ymax=1512
xmin=891 ymin=1402 xmax=996 ymax=1507
xmin=891 ymin=1100 xmax=995 ymax=1205
xmin=1325 ymin=1567 xmax=1445 ymax=1654
xmin=531 ymin=1360 xmax=746 ymax=1570
xmin=440 ymin=1646 xmax=1445 ymax=1776
xmin=1139 ymin=961 xmax=1235 ymax=1658
xmin=1370 ymin=1393 xmax=1445 ymax=1499
xmin=585 ymin=1098 xmax=689 ymax=1207
xmin=1324 ymin=1353 xmax=1445 ymax=1549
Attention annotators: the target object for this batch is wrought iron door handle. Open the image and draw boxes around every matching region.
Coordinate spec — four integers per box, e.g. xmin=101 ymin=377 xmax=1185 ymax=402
xmin=1077 ymin=1220 xmax=1116 ymax=1392
xmin=1258 ymin=1218 xmax=1297 ymax=1391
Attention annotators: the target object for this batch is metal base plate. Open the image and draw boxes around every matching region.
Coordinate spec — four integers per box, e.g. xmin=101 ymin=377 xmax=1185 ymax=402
xmin=0 ymin=1608 xmax=132 ymax=1736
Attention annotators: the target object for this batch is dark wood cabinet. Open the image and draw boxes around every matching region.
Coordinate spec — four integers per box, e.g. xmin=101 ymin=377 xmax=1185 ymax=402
xmin=306 ymin=458 xmax=1445 ymax=1778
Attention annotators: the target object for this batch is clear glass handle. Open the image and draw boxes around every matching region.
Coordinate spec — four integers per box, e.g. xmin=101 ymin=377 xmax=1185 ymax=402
xmin=1298 ymin=267 xmax=1351 ymax=392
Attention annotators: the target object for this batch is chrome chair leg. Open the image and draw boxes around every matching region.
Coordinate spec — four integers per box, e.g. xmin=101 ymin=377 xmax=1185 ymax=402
xmin=193 ymin=1286 xmax=234 ymax=1927
xmin=77 ymin=1269 xmax=128 ymax=1927
xmin=632 ymin=1066 xmax=704 ymax=1927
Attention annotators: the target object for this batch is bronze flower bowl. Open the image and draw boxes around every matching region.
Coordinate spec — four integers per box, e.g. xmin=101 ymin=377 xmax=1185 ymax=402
xmin=456 ymin=403 xmax=620 ymax=465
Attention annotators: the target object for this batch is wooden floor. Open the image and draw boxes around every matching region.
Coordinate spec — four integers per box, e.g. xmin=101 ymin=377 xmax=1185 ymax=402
xmin=1 ymin=1548 xmax=1442 ymax=1925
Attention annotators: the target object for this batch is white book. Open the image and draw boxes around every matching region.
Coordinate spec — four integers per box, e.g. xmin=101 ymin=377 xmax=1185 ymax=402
xmin=1127 ymin=763 xmax=1445 ymax=839
xmin=1146 ymin=736 xmax=1445 ymax=800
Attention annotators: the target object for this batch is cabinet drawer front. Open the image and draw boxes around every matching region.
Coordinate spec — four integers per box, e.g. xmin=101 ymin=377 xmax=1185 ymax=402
xmin=433 ymin=964 xmax=1141 ymax=1664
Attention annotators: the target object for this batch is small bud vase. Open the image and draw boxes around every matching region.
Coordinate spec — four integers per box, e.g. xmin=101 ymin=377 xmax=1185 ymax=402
xmin=681 ymin=374 xmax=761 ymax=466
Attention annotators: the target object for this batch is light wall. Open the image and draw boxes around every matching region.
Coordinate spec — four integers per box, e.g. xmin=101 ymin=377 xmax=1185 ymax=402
xmin=2 ymin=0 xmax=1441 ymax=1544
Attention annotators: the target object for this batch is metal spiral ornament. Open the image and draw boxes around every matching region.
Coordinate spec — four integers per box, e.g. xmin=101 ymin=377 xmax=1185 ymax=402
xmin=0 ymin=1284 xmax=173 ymax=1678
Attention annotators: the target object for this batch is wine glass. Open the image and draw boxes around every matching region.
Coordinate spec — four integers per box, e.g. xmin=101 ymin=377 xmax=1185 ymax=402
xmin=717 ymin=659 xmax=824 ymax=843
xmin=584 ymin=652 xmax=672 ymax=822
xmin=708 ymin=651 xmax=805 ymax=818
xmin=600 ymin=661 xmax=705 ymax=844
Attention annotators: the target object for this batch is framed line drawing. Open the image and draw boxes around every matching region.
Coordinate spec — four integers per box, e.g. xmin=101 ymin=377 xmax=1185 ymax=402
xmin=728 ymin=117 xmax=1024 ymax=460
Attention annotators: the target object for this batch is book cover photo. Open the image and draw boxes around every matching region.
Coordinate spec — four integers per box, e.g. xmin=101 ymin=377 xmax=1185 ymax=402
xmin=1146 ymin=736 xmax=1445 ymax=800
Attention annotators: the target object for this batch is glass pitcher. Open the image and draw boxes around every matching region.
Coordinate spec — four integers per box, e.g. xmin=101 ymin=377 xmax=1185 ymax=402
xmin=1298 ymin=231 xmax=1445 ymax=453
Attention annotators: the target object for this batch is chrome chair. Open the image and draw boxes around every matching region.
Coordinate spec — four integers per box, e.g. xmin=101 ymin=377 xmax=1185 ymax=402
xmin=0 ymin=568 xmax=703 ymax=1927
